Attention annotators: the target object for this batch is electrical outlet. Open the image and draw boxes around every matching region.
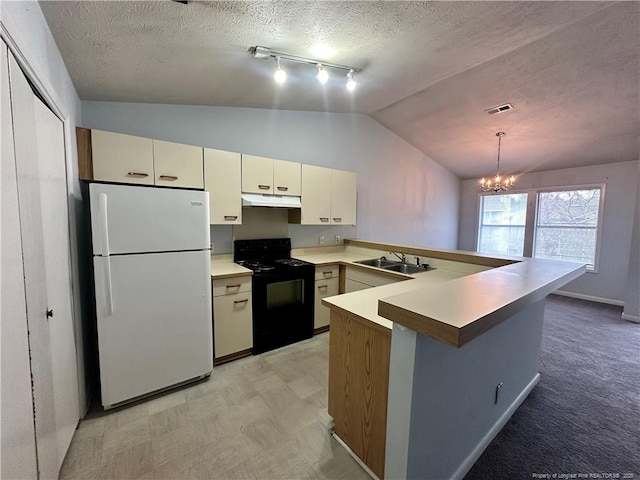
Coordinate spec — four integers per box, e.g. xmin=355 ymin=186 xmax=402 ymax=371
xmin=335 ymin=235 xmax=341 ymax=244
xmin=319 ymin=235 xmax=325 ymax=245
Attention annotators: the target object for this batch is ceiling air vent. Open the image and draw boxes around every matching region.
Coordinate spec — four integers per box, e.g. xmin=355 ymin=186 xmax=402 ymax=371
xmin=486 ymin=103 xmax=514 ymax=115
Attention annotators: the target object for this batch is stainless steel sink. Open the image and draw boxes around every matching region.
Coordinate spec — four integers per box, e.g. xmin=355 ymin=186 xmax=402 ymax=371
xmin=383 ymin=263 xmax=426 ymax=274
xmin=354 ymin=258 xmax=431 ymax=275
xmin=354 ymin=258 xmax=398 ymax=268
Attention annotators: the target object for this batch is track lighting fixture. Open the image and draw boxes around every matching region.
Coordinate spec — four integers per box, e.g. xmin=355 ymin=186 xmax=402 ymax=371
xmin=316 ymin=64 xmax=329 ymax=84
xmin=249 ymin=45 xmax=361 ymax=91
xmin=274 ymin=57 xmax=286 ymax=84
xmin=346 ymin=69 xmax=356 ymax=91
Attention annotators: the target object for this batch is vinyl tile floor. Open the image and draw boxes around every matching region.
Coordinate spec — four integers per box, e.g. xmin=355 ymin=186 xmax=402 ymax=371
xmin=60 ymin=332 xmax=371 ymax=480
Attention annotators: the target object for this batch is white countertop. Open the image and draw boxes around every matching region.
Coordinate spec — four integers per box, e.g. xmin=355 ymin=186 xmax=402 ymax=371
xmin=211 ymin=242 xmax=584 ymax=347
xmin=320 ymin=267 xmax=468 ymax=330
xmin=306 ymin=240 xmax=585 ymax=347
xmin=210 ymin=256 xmax=252 ymax=279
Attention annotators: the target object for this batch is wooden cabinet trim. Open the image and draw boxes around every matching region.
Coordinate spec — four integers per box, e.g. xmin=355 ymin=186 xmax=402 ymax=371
xmin=76 ymin=127 xmax=93 ymax=180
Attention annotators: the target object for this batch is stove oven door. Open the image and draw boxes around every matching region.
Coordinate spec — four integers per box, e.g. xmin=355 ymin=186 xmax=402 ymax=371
xmin=252 ymin=268 xmax=314 ymax=354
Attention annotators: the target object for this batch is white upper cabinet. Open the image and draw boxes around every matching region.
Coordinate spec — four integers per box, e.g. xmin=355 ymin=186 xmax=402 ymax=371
xmin=92 ymin=130 xmax=154 ymax=185
xmin=242 ymin=154 xmax=274 ymax=194
xmin=273 ymin=159 xmax=301 ymax=196
xmin=300 ymin=164 xmax=332 ymax=224
xmin=242 ymin=154 xmax=301 ymax=195
xmin=91 ymin=130 xmax=204 ymax=188
xmin=330 ymin=169 xmax=357 ymax=225
xmin=297 ymin=165 xmax=357 ymax=225
xmin=153 ymin=139 xmax=203 ymax=189
xmin=204 ymin=148 xmax=242 ymax=225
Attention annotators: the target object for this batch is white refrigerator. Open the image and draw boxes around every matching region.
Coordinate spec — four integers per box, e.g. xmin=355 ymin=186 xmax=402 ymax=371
xmin=89 ymin=183 xmax=213 ymax=409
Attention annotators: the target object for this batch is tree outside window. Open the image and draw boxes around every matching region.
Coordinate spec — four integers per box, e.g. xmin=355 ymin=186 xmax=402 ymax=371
xmin=478 ymin=193 xmax=527 ymax=256
xmin=534 ymin=189 xmax=601 ymax=269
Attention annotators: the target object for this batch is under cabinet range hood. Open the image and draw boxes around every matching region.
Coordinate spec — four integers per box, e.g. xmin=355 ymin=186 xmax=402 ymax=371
xmin=241 ymin=193 xmax=302 ymax=208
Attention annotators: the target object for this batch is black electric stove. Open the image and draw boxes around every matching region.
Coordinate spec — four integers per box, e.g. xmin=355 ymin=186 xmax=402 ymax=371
xmin=234 ymin=238 xmax=315 ymax=354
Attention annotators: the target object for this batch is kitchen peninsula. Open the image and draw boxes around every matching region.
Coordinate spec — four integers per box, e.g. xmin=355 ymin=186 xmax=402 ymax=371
xmin=311 ymin=239 xmax=585 ymax=480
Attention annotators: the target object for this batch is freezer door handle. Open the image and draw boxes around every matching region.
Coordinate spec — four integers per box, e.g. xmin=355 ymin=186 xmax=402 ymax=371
xmin=104 ymin=257 xmax=114 ymax=316
xmin=98 ymin=192 xmax=111 ymax=256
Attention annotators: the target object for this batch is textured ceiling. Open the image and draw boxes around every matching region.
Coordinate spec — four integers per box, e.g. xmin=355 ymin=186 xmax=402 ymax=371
xmin=39 ymin=1 xmax=639 ymax=179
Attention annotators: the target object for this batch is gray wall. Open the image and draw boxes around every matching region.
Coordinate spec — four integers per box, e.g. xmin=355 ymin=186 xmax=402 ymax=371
xmin=623 ymin=167 xmax=640 ymax=321
xmin=385 ymin=300 xmax=545 ymax=479
xmin=458 ymin=161 xmax=639 ymax=304
xmin=81 ymin=102 xmax=461 ymax=252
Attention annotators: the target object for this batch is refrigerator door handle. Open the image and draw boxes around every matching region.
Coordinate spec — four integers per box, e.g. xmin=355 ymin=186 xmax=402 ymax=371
xmin=98 ymin=192 xmax=110 ymax=256
xmin=104 ymin=257 xmax=114 ymax=317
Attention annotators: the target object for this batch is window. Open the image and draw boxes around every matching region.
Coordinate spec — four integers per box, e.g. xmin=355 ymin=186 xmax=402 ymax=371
xmin=534 ymin=188 xmax=602 ymax=270
xmin=477 ymin=193 xmax=528 ymax=256
xmin=476 ymin=185 xmax=604 ymax=271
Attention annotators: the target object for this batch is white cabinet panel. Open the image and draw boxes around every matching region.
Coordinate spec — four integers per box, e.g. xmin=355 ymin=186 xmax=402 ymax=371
xmin=242 ymin=154 xmax=273 ymax=194
xmin=344 ymin=279 xmax=370 ymax=293
xmin=204 ymin=148 xmax=242 ymax=225
xmin=242 ymin=155 xmax=301 ymax=196
xmin=273 ymin=159 xmax=301 ymax=196
xmin=315 ymin=265 xmax=339 ymax=330
xmin=344 ymin=267 xmax=401 ymax=291
xmin=153 ymin=139 xmax=203 ymax=189
xmin=213 ymin=292 xmax=253 ymax=359
xmin=212 ymin=275 xmax=252 ymax=297
xmin=212 ymin=275 xmax=253 ymax=360
xmin=92 ymin=130 xmax=154 ymax=185
xmin=331 ymin=169 xmax=357 ymax=225
xmin=298 ymin=165 xmax=356 ymax=226
xmin=301 ymin=164 xmax=332 ymax=225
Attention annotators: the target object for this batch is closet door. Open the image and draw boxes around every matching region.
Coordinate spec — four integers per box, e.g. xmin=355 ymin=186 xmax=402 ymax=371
xmin=8 ymin=50 xmax=79 ymax=477
xmin=34 ymin=97 xmax=80 ymax=469
xmin=1 ymin=43 xmax=38 ymax=480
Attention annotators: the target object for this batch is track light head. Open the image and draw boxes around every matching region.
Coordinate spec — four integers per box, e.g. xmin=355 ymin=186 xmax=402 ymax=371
xmin=274 ymin=57 xmax=286 ymax=84
xmin=346 ymin=70 xmax=356 ymax=91
xmin=316 ymin=64 xmax=329 ymax=84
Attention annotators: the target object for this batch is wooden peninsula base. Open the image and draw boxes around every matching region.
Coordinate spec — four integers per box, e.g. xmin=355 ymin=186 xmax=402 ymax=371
xmin=328 ymin=310 xmax=391 ymax=480
xmin=320 ymin=240 xmax=585 ymax=479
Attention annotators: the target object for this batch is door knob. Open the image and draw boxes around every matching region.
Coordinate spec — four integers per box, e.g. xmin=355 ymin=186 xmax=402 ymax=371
xmin=46 ymin=308 xmax=54 ymax=319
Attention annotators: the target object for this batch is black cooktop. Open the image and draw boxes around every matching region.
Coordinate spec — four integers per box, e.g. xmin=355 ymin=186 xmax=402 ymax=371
xmin=234 ymin=238 xmax=313 ymax=274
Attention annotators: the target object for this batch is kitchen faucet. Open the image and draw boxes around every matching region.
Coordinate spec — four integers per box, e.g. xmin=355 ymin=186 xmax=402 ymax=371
xmin=389 ymin=251 xmax=406 ymax=263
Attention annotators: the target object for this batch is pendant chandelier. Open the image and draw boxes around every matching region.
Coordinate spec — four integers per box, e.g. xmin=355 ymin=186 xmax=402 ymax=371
xmin=480 ymin=132 xmax=515 ymax=192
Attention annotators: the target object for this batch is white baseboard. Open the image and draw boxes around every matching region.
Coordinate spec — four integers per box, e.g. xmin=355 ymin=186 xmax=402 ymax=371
xmin=451 ymin=373 xmax=541 ymax=480
xmin=331 ymin=431 xmax=380 ymax=480
xmin=553 ymin=290 xmax=624 ymax=306
xmin=621 ymin=312 xmax=640 ymax=323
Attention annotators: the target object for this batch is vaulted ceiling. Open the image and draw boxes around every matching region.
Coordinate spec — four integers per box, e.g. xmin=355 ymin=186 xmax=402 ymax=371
xmin=39 ymin=1 xmax=639 ymax=179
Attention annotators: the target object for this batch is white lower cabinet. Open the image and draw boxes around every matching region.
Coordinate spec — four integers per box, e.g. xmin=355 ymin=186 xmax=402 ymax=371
xmin=314 ymin=265 xmax=339 ymax=330
xmin=212 ymin=276 xmax=253 ymax=362
xmin=343 ymin=267 xmax=401 ymax=293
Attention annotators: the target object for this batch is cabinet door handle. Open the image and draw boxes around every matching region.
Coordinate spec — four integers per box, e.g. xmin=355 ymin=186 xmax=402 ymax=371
xmin=224 ymin=215 xmax=238 ymax=221
xmin=127 ymin=172 xmax=149 ymax=178
xmin=317 ymin=284 xmax=328 ymax=290
xmin=322 ymin=271 xmax=333 ymax=277
xmin=320 ymin=217 xmax=329 ymax=222
xmin=158 ymin=175 xmax=178 ymax=181
xmin=258 ymin=184 xmax=271 ymax=190
xmin=333 ymin=217 xmax=342 ymax=222
xmin=277 ymin=186 xmax=288 ymax=191
xmin=226 ymin=284 xmax=241 ymax=289
xmin=233 ymin=299 xmax=249 ymax=305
